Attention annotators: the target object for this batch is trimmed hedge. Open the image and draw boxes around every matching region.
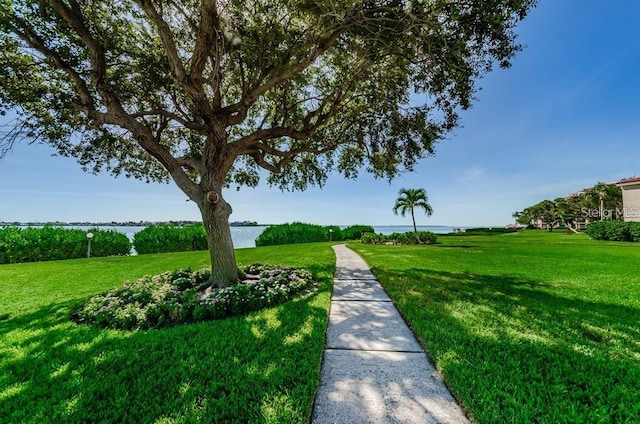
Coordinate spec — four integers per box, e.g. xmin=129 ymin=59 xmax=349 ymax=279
xmin=324 ymin=225 xmax=345 ymax=242
xmin=586 ymin=221 xmax=640 ymax=242
xmin=255 ymin=222 xmax=329 ymax=246
xmin=0 ymin=225 xmax=131 ymax=264
xmin=133 ymin=224 xmax=208 ymax=254
xmin=342 ymin=225 xmax=375 ymax=240
xmin=254 ymin=223 xmax=375 ymax=247
xmin=361 ymin=231 xmax=437 ymax=245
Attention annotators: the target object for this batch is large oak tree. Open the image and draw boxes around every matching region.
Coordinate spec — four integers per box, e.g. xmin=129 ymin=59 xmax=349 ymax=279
xmin=0 ymin=0 xmax=536 ymax=286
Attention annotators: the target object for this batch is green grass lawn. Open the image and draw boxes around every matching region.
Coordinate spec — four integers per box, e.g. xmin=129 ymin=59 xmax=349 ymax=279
xmin=350 ymin=230 xmax=640 ymax=423
xmin=0 ymin=244 xmax=334 ymax=423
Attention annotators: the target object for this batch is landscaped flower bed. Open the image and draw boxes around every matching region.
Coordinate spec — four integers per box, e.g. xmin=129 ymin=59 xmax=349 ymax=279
xmin=72 ymin=264 xmax=317 ymax=330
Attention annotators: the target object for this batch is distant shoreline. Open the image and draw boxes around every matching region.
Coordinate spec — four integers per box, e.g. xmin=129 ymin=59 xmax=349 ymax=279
xmin=4 ymin=222 xmax=462 ymax=227
xmin=1 ymin=220 xmax=260 ymax=227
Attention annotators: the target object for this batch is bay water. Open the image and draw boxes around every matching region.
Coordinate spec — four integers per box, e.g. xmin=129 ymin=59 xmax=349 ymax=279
xmin=18 ymin=224 xmax=461 ymax=250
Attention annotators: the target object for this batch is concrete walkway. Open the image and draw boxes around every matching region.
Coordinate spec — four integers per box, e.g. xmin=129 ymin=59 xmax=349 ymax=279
xmin=311 ymin=244 xmax=470 ymax=424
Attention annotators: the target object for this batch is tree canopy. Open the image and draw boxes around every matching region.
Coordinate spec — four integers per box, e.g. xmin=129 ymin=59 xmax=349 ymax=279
xmin=583 ymin=182 xmax=623 ymax=221
xmin=1 ymin=0 xmax=536 ymax=188
xmin=517 ymin=182 xmax=623 ymax=231
xmin=393 ymin=187 xmax=433 ymax=216
xmin=0 ymin=0 xmax=537 ymax=285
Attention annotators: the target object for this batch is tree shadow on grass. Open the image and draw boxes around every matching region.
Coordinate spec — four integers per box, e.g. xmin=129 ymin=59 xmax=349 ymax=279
xmin=432 ymin=245 xmax=478 ymax=249
xmin=370 ymin=267 xmax=640 ymax=422
xmin=0 ymin=274 xmax=333 ymax=423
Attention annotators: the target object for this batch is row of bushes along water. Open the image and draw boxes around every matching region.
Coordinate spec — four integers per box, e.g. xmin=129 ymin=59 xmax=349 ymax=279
xmin=0 ymin=223 xmax=376 ymax=263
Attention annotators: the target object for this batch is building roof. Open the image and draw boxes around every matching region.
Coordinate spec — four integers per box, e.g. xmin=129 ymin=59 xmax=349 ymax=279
xmin=565 ymin=180 xmax=626 ymax=198
xmin=565 ymin=190 xmax=585 ymax=198
xmin=616 ymin=176 xmax=640 ymax=186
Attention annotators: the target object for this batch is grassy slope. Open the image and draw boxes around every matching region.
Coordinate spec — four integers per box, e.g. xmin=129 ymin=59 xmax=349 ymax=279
xmin=0 ymin=244 xmax=334 ymax=423
xmin=350 ymin=231 xmax=640 ymax=423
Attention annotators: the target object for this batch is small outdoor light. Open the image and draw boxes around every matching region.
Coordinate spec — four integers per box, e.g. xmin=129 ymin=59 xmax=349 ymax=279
xmin=86 ymin=232 xmax=94 ymax=258
xmin=329 ymin=228 xmax=333 ymax=241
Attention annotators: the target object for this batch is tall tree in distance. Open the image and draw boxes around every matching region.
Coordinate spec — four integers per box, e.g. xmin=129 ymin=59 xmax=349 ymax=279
xmin=553 ymin=196 xmax=582 ymax=232
xmin=512 ymin=211 xmax=522 ymax=226
xmin=393 ymin=188 xmax=433 ymax=242
xmin=0 ymin=0 xmax=537 ymax=287
xmin=583 ymin=182 xmax=622 ymax=221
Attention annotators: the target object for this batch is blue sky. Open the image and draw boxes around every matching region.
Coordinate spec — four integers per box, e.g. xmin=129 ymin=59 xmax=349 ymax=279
xmin=1 ymin=0 xmax=639 ymax=227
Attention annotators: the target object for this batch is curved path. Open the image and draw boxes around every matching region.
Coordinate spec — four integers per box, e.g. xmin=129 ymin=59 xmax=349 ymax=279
xmin=311 ymin=244 xmax=470 ymax=424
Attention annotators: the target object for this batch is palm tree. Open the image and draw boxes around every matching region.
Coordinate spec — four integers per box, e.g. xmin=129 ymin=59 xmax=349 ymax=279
xmin=584 ymin=182 xmax=622 ymax=221
xmin=393 ymin=188 xmax=433 ymax=243
xmin=588 ymin=182 xmax=608 ymax=221
xmin=512 ymin=211 xmax=522 ymax=226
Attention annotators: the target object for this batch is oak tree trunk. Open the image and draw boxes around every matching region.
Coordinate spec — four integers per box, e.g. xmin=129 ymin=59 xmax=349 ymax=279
xmin=192 ymin=122 xmax=245 ymax=288
xmin=199 ymin=193 xmax=242 ymax=288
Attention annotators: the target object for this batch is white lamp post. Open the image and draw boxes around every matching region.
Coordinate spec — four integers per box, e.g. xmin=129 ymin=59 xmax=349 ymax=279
xmin=86 ymin=232 xmax=94 ymax=258
xmin=329 ymin=228 xmax=333 ymax=242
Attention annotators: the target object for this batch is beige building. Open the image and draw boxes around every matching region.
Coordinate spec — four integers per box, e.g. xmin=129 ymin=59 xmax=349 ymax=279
xmin=616 ymin=177 xmax=640 ymax=222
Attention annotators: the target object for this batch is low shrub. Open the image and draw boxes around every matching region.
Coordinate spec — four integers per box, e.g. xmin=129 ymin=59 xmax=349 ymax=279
xmin=72 ymin=264 xmax=317 ymax=330
xmin=586 ymin=221 xmax=640 ymax=242
xmin=416 ymin=231 xmax=438 ymax=244
xmin=387 ymin=232 xmax=412 ymax=245
xmin=255 ymin=223 xmax=374 ymax=246
xmin=605 ymin=221 xmax=628 ymax=241
xmin=89 ymin=228 xmax=134 ymax=257
xmin=361 ymin=233 xmax=384 ymax=245
xmin=342 ymin=225 xmax=375 ymax=240
xmin=0 ymin=225 xmax=131 ymax=264
xmin=628 ymin=224 xmax=640 ymax=242
xmin=585 ymin=222 xmax=608 ymax=240
xmin=133 ymin=224 xmax=207 ymax=254
xmin=255 ymin=222 xmax=333 ymax=246
xmin=361 ymin=230 xmax=437 ymax=245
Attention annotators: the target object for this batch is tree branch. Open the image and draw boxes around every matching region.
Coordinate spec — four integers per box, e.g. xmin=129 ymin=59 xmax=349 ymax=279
xmin=134 ymin=0 xmax=187 ymax=83
xmin=254 ymin=140 xmax=337 ymax=160
xmin=178 ymin=155 xmax=206 ymax=175
xmin=231 ymin=75 xmax=359 ymax=158
xmin=232 ymin=127 xmax=312 ymax=155
xmin=249 ymin=150 xmax=281 ymax=174
xmin=9 ymin=18 xmax=105 ymax=123
xmin=49 ymin=0 xmax=107 ymax=88
xmin=224 ymin=26 xmax=347 ymax=125
xmin=165 ymin=0 xmax=199 ymax=33
xmin=14 ymin=2 xmax=203 ymax=202
xmin=130 ymin=109 xmax=208 ymax=131
xmin=0 ymin=118 xmax=29 ymax=159
xmin=190 ymin=0 xmax=218 ymax=82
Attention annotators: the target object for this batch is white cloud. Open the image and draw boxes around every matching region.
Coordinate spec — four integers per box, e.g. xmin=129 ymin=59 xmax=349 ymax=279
xmin=458 ymin=167 xmax=486 ymax=182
